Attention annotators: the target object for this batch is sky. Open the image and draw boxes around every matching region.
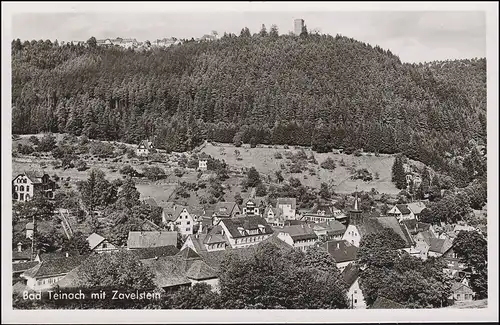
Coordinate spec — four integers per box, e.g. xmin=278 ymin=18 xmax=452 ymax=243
xmin=11 ymin=10 xmax=486 ymax=63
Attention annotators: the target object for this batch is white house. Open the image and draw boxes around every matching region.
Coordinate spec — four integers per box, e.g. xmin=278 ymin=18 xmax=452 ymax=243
xmin=275 ymin=224 xmax=318 ymax=252
xmin=242 ymin=198 xmax=262 ymax=216
xmin=342 ymin=263 xmax=366 ymax=309
xmin=276 ymin=198 xmax=297 ymax=220
xmin=387 ymin=204 xmax=415 ymax=221
xmin=219 ymin=215 xmax=273 ymax=249
xmin=162 ymin=205 xmax=196 ymax=236
xmin=198 ymin=160 xmax=208 ymax=171
xmin=21 ymin=255 xmax=84 ymax=291
xmin=86 ymin=233 xmax=118 ymax=253
xmin=136 ymin=140 xmax=154 ymax=156
xmin=182 ymin=226 xmax=229 ymax=253
xmin=12 ymin=172 xmax=55 ymax=202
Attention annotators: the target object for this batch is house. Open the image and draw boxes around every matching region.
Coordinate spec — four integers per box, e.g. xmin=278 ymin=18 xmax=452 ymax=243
xmin=321 ymin=240 xmax=358 ymax=272
xmin=275 ymin=224 xmax=318 ymax=252
xmin=441 ymin=245 xmax=468 ymax=277
xmin=129 ymin=245 xmax=180 ymax=259
xmin=162 ymin=205 xmax=196 ymax=236
xmin=276 ymin=198 xmax=297 ymax=220
xmin=264 ymin=205 xmax=284 ymax=227
xmin=312 ymin=220 xmax=346 ymax=241
xmin=127 ymin=231 xmax=178 ymax=250
xmin=370 ymin=296 xmax=405 ymax=309
xmin=182 ymin=225 xmax=229 ymax=253
xmin=12 ymin=261 xmax=39 ymax=284
xmin=406 ymin=201 xmax=428 ymax=219
xmin=449 ymin=282 xmax=475 ymax=303
xmin=342 ymin=263 xmax=366 ymax=309
xmin=414 ymin=230 xmax=453 ymax=260
xmin=12 ymin=172 xmax=55 ymax=202
xmin=21 ymin=255 xmax=86 ymax=290
xmin=141 ymin=247 xmax=219 ymax=292
xmin=387 ymin=204 xmax=415 ymax=221
xmin=301 ymin=203 xmax=340 ymax=223
xmin=219 ymin=215 xmax=274 ymax=249
xmin=242 ymin=198 xmax=262 ymax=216
xmin=401 ymin=219 xmax=431 ymax=236
xmin=198 ymin=160 xmax=208 ymax=171
xmin=25 ymin=222 xmax=34 ymax=239
xmin=210 ymin=202 xmax=242 ymax=220
xmin=343 ymin=214 xmax=414 ymax=249
xmin=86 ymin=233 xmax=118 ymax=253
xmin=12 ymin=243 xmax=33 ymax=264
xmin=136 ymin=140 xmax=154 ymax=156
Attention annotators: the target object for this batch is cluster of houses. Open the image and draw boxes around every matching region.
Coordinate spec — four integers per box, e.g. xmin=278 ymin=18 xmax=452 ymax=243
xmin=12 ymin=180 xmax=482 ymax=307
xmin=11 ymin=163 xmax=482 ymax=308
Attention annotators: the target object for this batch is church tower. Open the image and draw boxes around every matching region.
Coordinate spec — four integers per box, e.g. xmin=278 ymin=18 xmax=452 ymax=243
xmin=349 ymin=187 xmax=363 ymax=225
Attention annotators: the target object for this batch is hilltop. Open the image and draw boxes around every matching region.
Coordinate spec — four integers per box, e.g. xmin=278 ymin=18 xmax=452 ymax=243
xmin=11 ymin=32 xmax=486 ymax=186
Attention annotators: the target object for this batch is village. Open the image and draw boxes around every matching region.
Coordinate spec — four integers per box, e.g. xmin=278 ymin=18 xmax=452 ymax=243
xmin=11 ymin=134 xmax=487 ymax=309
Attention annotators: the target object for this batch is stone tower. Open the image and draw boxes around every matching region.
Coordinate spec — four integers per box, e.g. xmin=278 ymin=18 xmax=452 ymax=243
xmin=294 ymin=19 xmax=305 ymax=36
xmin=349 ymin=187 xmax=363 ymax=225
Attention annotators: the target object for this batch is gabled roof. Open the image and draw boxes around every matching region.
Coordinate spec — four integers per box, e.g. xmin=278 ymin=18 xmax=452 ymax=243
xmin=23 ymin=255 xmax=86 ymax=279
xmin=276 ymin=224 xmax=318 ymax=242
xmin=375 ymin=216 xmax=414 ymax=247
xmin=370 ymin=296 xmax=405 ymax=309
xmin=86 ymin=233 xmax=106 ymax=251
xmin=315 ymin=220 xmax=347 ymax=235
xmin=277 ymin=198 xmax=297 ymax=210
xmin=26 ymin=222 xmax=34 ymax=230
xmin=138 ymin=140 xmax=153 ymax=149
xmin=162 ymin=206 xmax=190 ymax=221
xmin=24 ymin=171 xmax=46 ymax=184
xmin=451 ymin=282 xmax=473 ymax=293
xmin=214 ymin=202 xmax=239 ymax=214
xmin=130 ymin=245 xmax=180 ymax=259
xmin=185 ymin=260 xmax=218 ymax=280
xmin=407 ymin=201 xmax=427 ymax=215
xmin=322 ymin=240 xmax=358 ymax=263
xmin=221 ymin=215 xmax=273 ymax=238
xmin=12 ymin=249 xmax=32 ymax=261
xmin=127 ymin=231 xmax=178 ymax=249
xmin=429 ymin=238 xmax=453 ymax=254
xmin=341 ymin=262 xmax=360 ymax=287
xmin=12 ymin=261 xmax=39 ymax=273
xmin=141 ymin=257 xmax=192 ymax=288
xmin=395 ymin=204 xmax=412 ymax=215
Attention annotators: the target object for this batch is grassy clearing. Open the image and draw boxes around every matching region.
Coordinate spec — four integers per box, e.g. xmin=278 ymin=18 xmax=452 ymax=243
xmin=444 ymin=299 xmax=488 ymax=309
xmin=201 ymin=142 xmax=400 ymax=194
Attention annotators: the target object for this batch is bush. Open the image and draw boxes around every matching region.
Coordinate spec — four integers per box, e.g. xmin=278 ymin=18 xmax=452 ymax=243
xmin=255 ymin=183 xmax=267 ymax=196
xmin=354 ymin=150 xmax=363 ymax=157
xmin=38 ymin=133 xmax=57 ymax=152
xmin=74 ymin=160 xmax=88 ymax=171
xmin=120 ymin=165 xmax=138 ymax=177
xmin=17 ymin=143 xmax=34 ymax=155
xmin=351 ymin=168 xmax=373 ymax=182
xmin=320 ymin=157 xmax=336 ymax=170
xmin=90 ymin=142 xmax=115 ymax=158
xmin=174 ymin=168 xmax=185 ymax=178
xmin=142 ymin=166 xmax=166 ymax=181
xmin=28 ymin=136 xmax=40 ymax=145
xmin=290 ymin=163 xmax=303 ymax=174
xmin=274 ymin=152 xmax=283 ymax=159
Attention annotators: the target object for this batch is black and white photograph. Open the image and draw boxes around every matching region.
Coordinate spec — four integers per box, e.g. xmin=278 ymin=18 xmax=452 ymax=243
xmin=2 ymin=1 xmax=498 ymax=323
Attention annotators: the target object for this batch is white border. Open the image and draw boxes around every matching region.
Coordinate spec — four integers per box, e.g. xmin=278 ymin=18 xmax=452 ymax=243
xmin=2 ymin=2 xmax=498 ymax=324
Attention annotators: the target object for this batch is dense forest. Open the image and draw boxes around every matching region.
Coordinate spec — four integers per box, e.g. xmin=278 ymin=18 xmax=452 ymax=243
xmin=11 ymin=27 xmax=487 ymax=186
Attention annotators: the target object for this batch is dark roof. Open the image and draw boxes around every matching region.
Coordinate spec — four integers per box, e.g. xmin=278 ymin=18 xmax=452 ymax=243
xmin=23 ymin=171 xmax=45 ymax=184
xmin=429 ymin=238 xmax=453 ymax=254
xmin=177 ymin=247 xmax=201 ymax=260
xmin=38 ymin=250 xmax=81 ymax=261
xmin=341 ymin=262 xmax=360 ymax=287
xmin=23 ymin=255 xmax=86 ymax=279
xmin=185 ymin=260 xmax=218 ymax=280
xmin=12 ymin=261 xmax=39 ymax=273
xmin=314 ymin=220 xmax=346 ymax=235
xmin=321 ymin=240 xmax=358 ymax=263
xmin=374 ymin=216 xmax=414 ymax=247
xmin=395 ymin=204 xmax=412 ymax=215
xmin=141 ymin=257 xmax=192 ymax=288
xmin=162 ymin=206 xmax=190 ymax=221
xmin=127 ymin=231 xmax=178 ymax=249
xmin=371 ymin=296 xmax=405 ymax=309
xmin=214 ymin=202 xmax=239 ymax=214
xmin=130 ymin=245 xmax=180 ymax=259
xmin=276 ymin=225 xmax=318 ymax=242
xmin=221 ymin=215 xmax=273 ymax=238
xmin=12 ymin=250 xmax=32 ymax=261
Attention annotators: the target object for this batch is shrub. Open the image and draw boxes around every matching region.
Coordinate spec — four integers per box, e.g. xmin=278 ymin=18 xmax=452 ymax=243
xmin=320 ymin=157 xmax=336 ymax=170
xmin=75 ymin=160 xmax=88 ymax=171
xmin=274 ymin=152 xmax=283 ymax=159
xmin=28 ymin=136 xmax=40 ymax=145
xmin=290 ymin=163 xmax=303 ymax=174
xmin=351 ymin=168 xmax=373 ymax=182
xmin=354 ymin=150 xmax=362 ymax=157
xmin=174 ymin=168 xmax=185 ymax=178
xmin=17 ymin=143 xmax=34 ymax=155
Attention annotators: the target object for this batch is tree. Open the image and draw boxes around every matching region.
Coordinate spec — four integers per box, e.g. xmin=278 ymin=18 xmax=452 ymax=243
xmin=357 ymin=228 xmax=406 ymax=268
xmin=87 ymin=36 xmax=97 ymax=48
xmin=269 ymin=24 xmax=279 ymax=38
xmin=168 ymin=283 xmax=219 ymax=309
xmin=38 ymin=133 xmax=57 ymax=152
xmin=246 ymin=167 xmax=261 ymax=188
xmin=77 ymin=169 xmax=118 ymax=213
xmin=234 ymin=192 xmax=243 ymax=205
xmin=13 ymin=190 xmax=56 ymax=221
xmin=259 ymin=24 xmax=268 ymax=37
xmin=142 ymin=166 xmax=166 ymax=181
xmin=62 ymin=231 xmax=91 ymax=254
xmin=319 ymin=182 xmax=330 ymax=200
xmin=120 ymin=165 xmax=138 ymax=177
xmin=418 ymin=207 xmax=439 ymax=224
xmin=64 ymin=251 xmax=155 ymax=290
xmin=116 ymin=178 xmax=141 ymax=210
xmin=320 ymin=157 xmax=336 ymax=170
xmin=391 ymin=155 xmax=407 ymax=189
xmin=233 ymin=133 xmax=243 ymax=147
xmin=275 ymin=170 xmax=284 ymax=183
xmin=255 ymin=183 xmax=267 ymax=197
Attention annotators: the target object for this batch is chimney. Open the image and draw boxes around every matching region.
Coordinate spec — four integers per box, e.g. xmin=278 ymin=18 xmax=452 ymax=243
xmin=17 ymin=242 xmax=22 ymax=252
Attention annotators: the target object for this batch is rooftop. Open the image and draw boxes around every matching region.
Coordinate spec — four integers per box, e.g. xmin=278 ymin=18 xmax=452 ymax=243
xmin=127 ymin=231 xmax=178 ymax=249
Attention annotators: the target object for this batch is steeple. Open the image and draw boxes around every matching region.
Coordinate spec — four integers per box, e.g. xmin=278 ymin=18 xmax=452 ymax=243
xmin=349 ymin=186 xmax=363 ymax=225
xmin=353 ymin=187 xmax=360 ymax=212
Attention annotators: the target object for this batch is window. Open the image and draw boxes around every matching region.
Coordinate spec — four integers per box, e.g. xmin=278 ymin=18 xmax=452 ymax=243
xmin=186 ymin=228 xmax=190 ymax=232
xmin=14 ymin=185 xmax=18 ymax=191
xmin=20 ymin=185 xmax=25 ymax=191
xmin=187 ymin=221 xmax=190 ymax=225
xmin=20 ymin=193 xmax=24 ymax=201
xmin=26 ymin=194 xmax=30 ymax=200
xmin=354 ymin=290 xmax=357 ymax=294
xmin=26 ymin=186 xmax=30 ymax=191
xmin=354 ymin=299 xmax=358 ymax=303
xmin=102 ymin=243 xmax=107 ymax=249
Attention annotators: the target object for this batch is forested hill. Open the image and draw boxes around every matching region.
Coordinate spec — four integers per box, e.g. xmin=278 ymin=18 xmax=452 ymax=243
xmin=11 ymin=33 xmax=486 ymax=185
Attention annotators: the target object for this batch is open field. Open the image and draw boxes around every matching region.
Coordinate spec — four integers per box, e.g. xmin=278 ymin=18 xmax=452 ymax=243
xmin=444 ymin=299 xmax=488 ymax=309
xmin=201 ymin=142 xmax=400 ymax=194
